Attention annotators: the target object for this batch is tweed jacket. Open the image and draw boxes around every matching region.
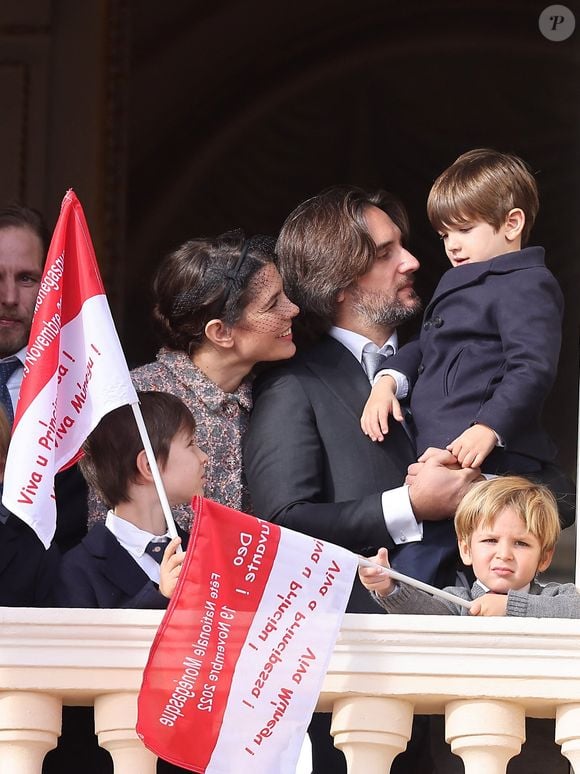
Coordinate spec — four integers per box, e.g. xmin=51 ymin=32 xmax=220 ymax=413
xmin=89 ymin=348 xmax=253 ymax=531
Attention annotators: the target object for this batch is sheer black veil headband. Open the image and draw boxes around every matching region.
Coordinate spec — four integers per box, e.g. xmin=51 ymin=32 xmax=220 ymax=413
xmin=170 ymin=238 xmax=253 ymax=319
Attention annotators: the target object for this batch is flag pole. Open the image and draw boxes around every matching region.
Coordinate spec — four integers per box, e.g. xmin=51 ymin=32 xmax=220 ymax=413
xmin=131 ymin=402 xmax=181 ymax=545
xmin=358 ymin=556 xmax=473 ymax=610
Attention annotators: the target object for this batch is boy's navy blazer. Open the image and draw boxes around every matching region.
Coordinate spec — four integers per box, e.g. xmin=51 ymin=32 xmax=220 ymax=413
xmin=389 ymin=246 xmax=564 ymax=463
xmin=52 ymin=522 xmax=190 ymax=609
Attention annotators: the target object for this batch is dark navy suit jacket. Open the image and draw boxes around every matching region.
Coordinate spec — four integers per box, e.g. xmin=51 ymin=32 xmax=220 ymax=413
xmin=51 ymin=522 xmax=189 ymax=609
xmin=244 ymin=335 xmax=460 ymax=605
xmin=0 ymin=514 xmax=60 ymax=606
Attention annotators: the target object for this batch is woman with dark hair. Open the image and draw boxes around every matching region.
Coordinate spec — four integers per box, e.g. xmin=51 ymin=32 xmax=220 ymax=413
xmin=88 ymin=230 xmax=298 ymax=529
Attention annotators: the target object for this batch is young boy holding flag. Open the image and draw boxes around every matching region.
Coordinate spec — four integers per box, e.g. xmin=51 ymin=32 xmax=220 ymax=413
xmin=51 ymin=391 xmax=206 ymax=607
xmin=359 ymin=476 xmax=580 ymax=618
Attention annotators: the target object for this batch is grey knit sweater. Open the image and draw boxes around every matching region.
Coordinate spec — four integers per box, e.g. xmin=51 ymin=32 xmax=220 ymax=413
xmin=373 ymin=579 xmax=580 ymax=618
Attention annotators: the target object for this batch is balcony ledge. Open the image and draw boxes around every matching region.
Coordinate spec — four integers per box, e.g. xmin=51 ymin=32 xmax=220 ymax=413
xmin=1 ymin=608 xmax=580 ymax=773
xmin=1 ymin=607 xmax=579 ymax=714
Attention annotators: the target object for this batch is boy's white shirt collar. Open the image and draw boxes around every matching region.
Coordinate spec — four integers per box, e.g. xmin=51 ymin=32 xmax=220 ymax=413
xmin=474 ymin=579 xmax=531 ymax=594
xmin=105 ymin=509 xmax=170 ymax=558
xmin=329 ymin=326 xmax=398 ymax=362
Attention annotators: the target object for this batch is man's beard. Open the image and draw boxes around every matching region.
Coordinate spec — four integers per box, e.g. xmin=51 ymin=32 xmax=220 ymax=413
xmin=350 ymin=285 xmax=422 ymax=328
xmin=0 ymin=322 xmax=29 ymax=359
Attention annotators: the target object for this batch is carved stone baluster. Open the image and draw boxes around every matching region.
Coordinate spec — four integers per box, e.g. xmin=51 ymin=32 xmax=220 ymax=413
xmin=94 ymin=692 xmax=157 ymax=774
xmin=0 ymin=691 xmax=61 ymax=774
xmin=331 ymin=696 xmax=414 ymax=773
xmin=445 ymin=699 xmax=525 ymax=774
xmin=556 ymin=703 xmax=580 ymax=773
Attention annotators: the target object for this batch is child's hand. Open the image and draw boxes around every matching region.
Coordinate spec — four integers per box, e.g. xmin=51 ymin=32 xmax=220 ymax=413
xmin=358 ymin=548 xmax=395 ymax=597
xmin=360 ymin=376 xmax=403 ymax=442
xmin=469 ymin=593 xmax=508 ymax=617
xmin=416 ymin=447 xmax=461 ymax=469
xmin=159 ymin=537 xmax=186 ymax=599
xmin=447 ymin=424 xmax=497 ymax=468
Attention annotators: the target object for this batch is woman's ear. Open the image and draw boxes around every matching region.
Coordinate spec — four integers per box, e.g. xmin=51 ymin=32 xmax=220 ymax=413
xmin=504 ymin=208 xmax=525 ymax=242
xmin=135 ymin=449 xmax=154 ymax=482
xmin=204 ymin=318 xmax=235 ymax=349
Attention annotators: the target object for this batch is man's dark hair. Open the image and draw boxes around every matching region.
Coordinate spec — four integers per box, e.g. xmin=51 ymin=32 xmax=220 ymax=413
xmin=79 ymin=391 xmax=196 ymax=508
xmin=0 ymin=203 xmax=51 ymax=261
xmin=276 ymin=185 xmax=409 ymax=344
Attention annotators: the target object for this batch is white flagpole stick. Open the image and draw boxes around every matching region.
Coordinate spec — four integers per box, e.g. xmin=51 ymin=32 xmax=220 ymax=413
xmin=358 ymin=556 xmax=473 ymax=610
xmin=131 ymin=402 xmax=181 ymax=548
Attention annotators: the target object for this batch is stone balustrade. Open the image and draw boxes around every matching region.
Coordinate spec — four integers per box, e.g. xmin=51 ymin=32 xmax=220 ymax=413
xmin=0 ymin=607 xmax=579 ymax=773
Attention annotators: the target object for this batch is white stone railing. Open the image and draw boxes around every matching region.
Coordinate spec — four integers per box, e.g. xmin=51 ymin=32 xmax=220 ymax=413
xmin=0 ymin=608 xmax=579 ymax=773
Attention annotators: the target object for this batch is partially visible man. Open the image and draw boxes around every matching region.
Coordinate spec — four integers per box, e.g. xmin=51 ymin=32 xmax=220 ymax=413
xmin=244 ymin=186 xmax=480 ymax=773
xmin=0 ymin=208 xmax=46 ymax=359
xmin=0 ymin=204 xmax=88 ymax=553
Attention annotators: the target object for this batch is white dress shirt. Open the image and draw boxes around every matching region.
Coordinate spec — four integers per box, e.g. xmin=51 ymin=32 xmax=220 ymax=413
xmin=0 ymin=346 xmax=26 ymax=415
xmin=105 ymin=510 xmax=171 ymax=583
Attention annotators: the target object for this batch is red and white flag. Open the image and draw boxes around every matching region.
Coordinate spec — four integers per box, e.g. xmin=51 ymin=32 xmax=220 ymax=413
xmin=2 ymin=190 xmax=138 ymax=547
xmin=137 ymin=497 xmax=358 ymax=773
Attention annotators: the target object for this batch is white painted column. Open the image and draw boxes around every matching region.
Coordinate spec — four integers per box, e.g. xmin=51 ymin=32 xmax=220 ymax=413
xmin=445 ymin=699 xmax=525 ymax=774
xmin=0 ymin=691 xmax=61 ymax=774
xmin=331 ymin=696 xmax=414 ymax=773
xmin=94 ymin=692 xmax=157 ymax=774
xmin=556 ymin=703 xmax=580 ymax=773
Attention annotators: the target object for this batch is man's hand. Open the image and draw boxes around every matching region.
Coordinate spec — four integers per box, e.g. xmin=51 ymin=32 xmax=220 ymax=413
xmin=469 ymin=593 xmax=508 ymax=617
xmin=447 ymin=424 xmax=497 ymax=469
xmin=407 ymin=449 xmax=481 ymax=521
xmin=159 ymin=537 xmax=186 ymax=599
xmin=358 ymin=548 xmax=395 ymax=597
xmin=360 ymin=375 xmax=403 ymax=442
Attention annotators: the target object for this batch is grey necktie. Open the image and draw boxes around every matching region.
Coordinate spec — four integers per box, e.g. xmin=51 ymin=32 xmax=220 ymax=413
xmin=144 ymin=536 xmax=171 ymax=564
xmin=361 ymin=345 xmax=394 ymax=381
xmin=0 ymin=360 xmax=19 ymax=424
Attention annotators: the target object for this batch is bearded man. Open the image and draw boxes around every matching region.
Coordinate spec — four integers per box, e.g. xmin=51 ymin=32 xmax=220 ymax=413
xmin=245 ymin=186 xmax=478 ymax=596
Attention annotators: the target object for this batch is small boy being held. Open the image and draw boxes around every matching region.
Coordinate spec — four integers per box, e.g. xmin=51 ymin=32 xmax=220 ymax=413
xmin=51 ymin=391 xmax=208 ymax=608
xmin=361 ymin=148 xmax=563 ymax=477
xmin=359 ymin=476 xmax=580 ymax=618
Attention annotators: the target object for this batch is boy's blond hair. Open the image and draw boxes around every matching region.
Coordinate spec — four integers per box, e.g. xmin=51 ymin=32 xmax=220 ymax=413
xmin=454 ymin=476 xmax=560 ymax=555
xmin=427 ymin=148 xmax=539 ymax=246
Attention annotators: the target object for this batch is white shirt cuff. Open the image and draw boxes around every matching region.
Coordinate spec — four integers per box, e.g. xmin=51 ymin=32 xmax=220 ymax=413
xmin=373 ymin=369 xmax=408 ymax=399
xmin=381 ymin=484 xmax=423 ymax=545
